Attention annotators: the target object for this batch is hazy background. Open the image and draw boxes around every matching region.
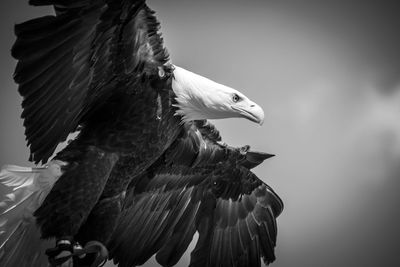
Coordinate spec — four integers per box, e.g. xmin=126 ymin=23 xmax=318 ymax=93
xmin=1 ymin=0 xmax=400 ymax=266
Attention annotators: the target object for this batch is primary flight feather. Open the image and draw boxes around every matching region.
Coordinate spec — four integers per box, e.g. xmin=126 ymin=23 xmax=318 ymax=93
xmin=0 ymin=0 xmax=283 ymax=266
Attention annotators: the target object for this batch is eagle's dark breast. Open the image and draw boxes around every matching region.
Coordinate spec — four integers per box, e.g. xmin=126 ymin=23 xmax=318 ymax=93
xmin=35 ymin=73 xmax=182 ymax=242
xmin=73 ymin=74 xmax=181 ymax=196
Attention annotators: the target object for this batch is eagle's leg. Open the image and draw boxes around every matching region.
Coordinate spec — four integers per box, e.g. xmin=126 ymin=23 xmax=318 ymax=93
xmin=76 ymin=192 xmax=125 ymax=245
xmin=73 ymin=160 xmax=136 ymax=266
xmin=72 ymin=192 xmax=125 ymax=266
xmin=34 ymin=146 xmax=119 ymax=266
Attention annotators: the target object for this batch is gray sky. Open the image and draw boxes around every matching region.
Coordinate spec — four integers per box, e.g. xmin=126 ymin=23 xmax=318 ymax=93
xmin=1 ymin=1 xmax=400 ymax=266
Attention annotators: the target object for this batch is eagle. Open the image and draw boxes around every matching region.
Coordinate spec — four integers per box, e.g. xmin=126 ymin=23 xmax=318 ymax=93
xmin=0 ymin=0 xmax=283 ymax=267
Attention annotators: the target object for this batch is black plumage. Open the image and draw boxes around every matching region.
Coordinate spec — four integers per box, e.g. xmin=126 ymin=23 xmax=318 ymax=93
xmin=0 ymin=0 xmax=284 ymax=266
xmin=108 ymin=121 xmax=283 ymax=267
xmin=14 ymin=0 xmax=170 ymax=164
xmin=14 ymin=0 xmax=180 ymax=244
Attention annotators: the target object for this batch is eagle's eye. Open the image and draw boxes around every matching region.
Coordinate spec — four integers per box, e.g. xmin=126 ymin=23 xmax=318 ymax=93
xmin=232 ymin=93 xmax=241 ymax=103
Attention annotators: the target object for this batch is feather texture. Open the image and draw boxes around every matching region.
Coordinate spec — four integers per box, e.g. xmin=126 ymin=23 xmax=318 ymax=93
xmin=13 ymin=0 xmax=170 ymax=163
xmin=5 ymin=1 xmax=282 ymax=266
xmin=0 ymin=161 xmax=65 ymax=267
xmin=0 ymin=121 xmax=282 ymax=267
xmin=108 ymin=121 xmax=283 ymax=267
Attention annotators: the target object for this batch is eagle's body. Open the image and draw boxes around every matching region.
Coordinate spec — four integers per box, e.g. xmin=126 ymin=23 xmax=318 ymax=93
xmin=0 ymin=0 xmax=283 ymax=266
xmin=35 ymin=70 xmax=181 ymax=243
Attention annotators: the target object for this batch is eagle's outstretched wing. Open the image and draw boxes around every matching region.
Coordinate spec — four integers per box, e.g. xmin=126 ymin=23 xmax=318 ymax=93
xmin=0 ymin=121 xmax=282 ymax=267
xmin=13 ymin=0 xmax=169 ymax=163
xmin=108 ymin=121 xmax=283 ymax=267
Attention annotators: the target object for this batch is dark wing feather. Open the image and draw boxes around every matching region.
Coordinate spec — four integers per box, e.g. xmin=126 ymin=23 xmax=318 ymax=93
xmin=13 ymin=0 xmax=169 ymax=163
xmin=191 ymin=180 xmax=283 ymax=267
xmin=108 ymin=121 xmax=283 ymax=267
xmin=109 ymin=169 xmax=207 ymax=267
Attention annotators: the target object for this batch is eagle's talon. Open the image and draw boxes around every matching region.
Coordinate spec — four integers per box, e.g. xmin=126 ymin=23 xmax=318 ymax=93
xmin=84 ymin=241 xmax=108 ymax=267
xmin=72 ymin=240 xmax=108 ymax=267
xmin=55 ymin=251 xmax=73 ymax=267
xmin=45 ymin=238 xmax=75 ymax=266
xmin=73 ymin=242 xmax=86 ymax=259
xmin=46 ymin=245 xmax=73 ymax=266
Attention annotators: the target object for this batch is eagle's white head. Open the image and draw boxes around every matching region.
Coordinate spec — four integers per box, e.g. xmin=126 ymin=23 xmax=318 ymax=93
xmin=171 ymin=66 xmax=264 ymax=125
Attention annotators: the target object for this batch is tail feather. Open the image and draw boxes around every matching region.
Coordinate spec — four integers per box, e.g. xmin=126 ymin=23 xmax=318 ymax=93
xmin=0 ymin=165 xmax=40 ymax=192
xmin=0 ymin=219 xmax=52 ymax=267
xmin=0 ymin=161 xmax=65 ymax=267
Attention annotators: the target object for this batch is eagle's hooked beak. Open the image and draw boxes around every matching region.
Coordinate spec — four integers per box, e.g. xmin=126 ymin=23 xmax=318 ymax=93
xmin=231 ymin=102 xmax=265 ymax=125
